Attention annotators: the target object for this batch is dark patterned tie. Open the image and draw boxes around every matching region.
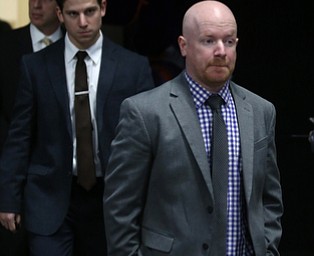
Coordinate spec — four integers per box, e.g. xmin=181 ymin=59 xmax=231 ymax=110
xmin=206 ymin=94 xmax=228 ymax=254
xmin=75 ymin=51 xmax=96 ymax=190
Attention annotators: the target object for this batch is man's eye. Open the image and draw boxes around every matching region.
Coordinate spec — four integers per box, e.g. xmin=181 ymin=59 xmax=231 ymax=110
xmin=202 ymin=39 xmax=214 ymax=45
xmin=85 ymin=8 xmax=96 ymax=16
xmin=68 ymin=12 xmax=78 ymax=17
xmin=225 ymin=39 xmax=236 ymax=47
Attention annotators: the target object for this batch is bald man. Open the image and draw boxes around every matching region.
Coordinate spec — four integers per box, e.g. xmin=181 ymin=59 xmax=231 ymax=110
xmin=104 ymin=1 xmax=283 ymax=255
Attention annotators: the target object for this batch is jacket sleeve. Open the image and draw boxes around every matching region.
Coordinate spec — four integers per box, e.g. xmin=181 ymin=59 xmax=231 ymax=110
xmin=0 ymin=56 xmax=35 ymax=213
xmin=104 ymin=98 xmax=152 ymax=256
xmin=263 ymin=105 xmax=283 ymax=256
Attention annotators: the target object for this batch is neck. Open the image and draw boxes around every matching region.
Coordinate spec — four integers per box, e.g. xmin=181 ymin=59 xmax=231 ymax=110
xmin=36 ymin=23 xmax=60 ymax=36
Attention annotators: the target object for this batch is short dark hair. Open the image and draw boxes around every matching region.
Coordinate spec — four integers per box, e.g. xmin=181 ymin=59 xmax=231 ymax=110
xmin=56 ymin=0 xmax=103 ymax=11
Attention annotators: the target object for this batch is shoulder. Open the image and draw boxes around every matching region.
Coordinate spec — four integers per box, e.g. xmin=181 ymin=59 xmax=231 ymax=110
xmin=26 ymin=37 xmax=63 ymax=58
xmin=20 ymin=39 xmax=64 ymax=72
xmin=5 ymin=24 xmax=30 ymax=41
xmin=230 ymin=81 xmax=274 ymax=108
xmin=0 ymin=20 xmax=11 ymax=31
xmin=0 ymin=24 xmax=30 ymax=47
xmin=102 ymin=35 xmax=148 ymax=62
xmin=230 ymin=81 xmax=276 ymax=124
xmin=123 ymin=73 xmax=183 ymax=108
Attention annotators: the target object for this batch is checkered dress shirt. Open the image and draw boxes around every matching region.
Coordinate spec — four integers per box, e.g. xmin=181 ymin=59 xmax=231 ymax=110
xmin=185 ymin=72 xmax=254 ymax=255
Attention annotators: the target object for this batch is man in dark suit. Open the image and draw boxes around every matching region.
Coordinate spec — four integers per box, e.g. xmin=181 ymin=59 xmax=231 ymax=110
xmin=104 ymin=1 xmax=283 ymax=256
xmin=0 ymin=0 xmax=63 ymax=151
xmin=0 ymin=2 xmax=62 ymax=256
xmin=0 ymin=0 xmax=154 ymax=255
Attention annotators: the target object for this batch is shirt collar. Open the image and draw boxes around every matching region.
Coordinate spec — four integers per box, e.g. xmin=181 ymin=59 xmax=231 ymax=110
xmin=30 ymin=23 xmax=63 ymax=44
xmin=185 ymin=71 xmax=231 ymax=109
xmin=65 ymin=31 xmax=103 ymax=65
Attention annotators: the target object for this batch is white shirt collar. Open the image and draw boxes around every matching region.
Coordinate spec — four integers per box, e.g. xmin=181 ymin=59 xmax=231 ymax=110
xmin=30 ymin=23 xmax=63 ymax=45
xmin=65 ymin=31 xmax=103 ymax=65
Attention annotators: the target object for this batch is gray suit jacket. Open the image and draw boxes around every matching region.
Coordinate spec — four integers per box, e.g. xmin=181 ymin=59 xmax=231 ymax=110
xmin=104 ymin=72 xmax=283 ymax=256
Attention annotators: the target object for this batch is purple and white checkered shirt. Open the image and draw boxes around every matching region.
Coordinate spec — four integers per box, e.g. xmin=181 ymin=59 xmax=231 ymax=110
xmin=185 ymin=72 xmax=254 ymax=255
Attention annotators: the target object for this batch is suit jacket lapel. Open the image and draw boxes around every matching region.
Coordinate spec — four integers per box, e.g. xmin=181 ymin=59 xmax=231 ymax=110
xmin=230 ymin=83 xmax=254 ymax=203
xmin=45 ymin=39 xmax=72 ymax=136
xmin=170 ymin=73 xmax=214 ymax=197
xmin=42 ymin=36 xmax=117 ymax=140
xmin=96 ymin=36 xmax=117 ymax=133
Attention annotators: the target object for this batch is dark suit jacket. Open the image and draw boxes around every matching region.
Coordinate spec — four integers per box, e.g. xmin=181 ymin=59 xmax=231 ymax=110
xmin=104 ymin=72 xmax=283 ymax=256
xmin=0 ymin=35 xmax=154 ymax=236
xmin=0 ymin=25 xmax=33 ymax=150
xmin=0 ymin=24 xmax=66 ymax=152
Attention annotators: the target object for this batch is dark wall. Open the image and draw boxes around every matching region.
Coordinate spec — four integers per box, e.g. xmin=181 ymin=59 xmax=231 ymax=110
xmin=228 ymin=1 xmax=314 ymax=254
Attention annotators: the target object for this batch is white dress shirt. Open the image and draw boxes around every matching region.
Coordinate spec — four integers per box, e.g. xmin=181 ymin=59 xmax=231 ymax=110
xmin=64 ymin=32 xmax=103 ymax=177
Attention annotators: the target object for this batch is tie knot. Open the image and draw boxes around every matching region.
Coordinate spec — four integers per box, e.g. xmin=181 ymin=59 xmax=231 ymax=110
xmin=206 ymin=94 xmax=225 ymax=110
xmin=41 ymin=37 xmax=52 ymax=46
xmin=76 ymin=51 xmax=88 ymax=61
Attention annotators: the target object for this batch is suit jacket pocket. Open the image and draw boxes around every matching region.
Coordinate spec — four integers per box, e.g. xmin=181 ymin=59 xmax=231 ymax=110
xmin=254 ymin=136 xmax=268 ymax=151
xmin=142 ymin=227 xmax=174 ymax=253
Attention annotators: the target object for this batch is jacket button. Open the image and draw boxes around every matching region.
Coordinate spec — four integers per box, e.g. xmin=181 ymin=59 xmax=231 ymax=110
xmin=202 ymin=243 xmax=209 ymax=250
xmin=207 ymin=206 xmax=213 ymax=213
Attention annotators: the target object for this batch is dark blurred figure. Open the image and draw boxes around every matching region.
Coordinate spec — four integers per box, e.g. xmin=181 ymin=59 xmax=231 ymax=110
xmin=103 ymin=0 xmax=200 ymax=86
xmin=124 ymin=0 xmax=198 ymax=85
xmin=0 ymin=0 xmax=63 ymax=151
xmin=0 ymin=19 xmax=12 ymax=34
xmin=103 ymin=0 xmax=139 ymax=25
xmin=0 ymin=1 xmax=63 ymax=256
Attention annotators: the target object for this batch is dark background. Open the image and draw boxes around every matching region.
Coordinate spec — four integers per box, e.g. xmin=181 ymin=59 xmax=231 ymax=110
xmin=231 ymin=2 xmax=314 ymax=255
xmin=229 ymin=2 xmax=314 ymax=254
xmin=104 ymin=0 xmax=314 ymax=255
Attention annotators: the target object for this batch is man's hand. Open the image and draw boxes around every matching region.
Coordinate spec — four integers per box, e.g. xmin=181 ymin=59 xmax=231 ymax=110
xmin=0 ymin=212 xmax=21 ymax=232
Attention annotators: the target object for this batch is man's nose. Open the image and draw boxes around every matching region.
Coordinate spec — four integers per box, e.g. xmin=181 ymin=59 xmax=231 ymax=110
xmin=78 ymin=14 xmax=88 ymax=27
xmin=214 ymin=40 xmax=226 ymax=56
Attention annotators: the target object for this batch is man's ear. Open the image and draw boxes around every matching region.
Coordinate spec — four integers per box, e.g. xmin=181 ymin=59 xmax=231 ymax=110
xmin=178 ymin=36 xmax=187 ymax=57
xmin=101 ymin=0 xmax=107 ymax=17
xmin=56 ymin=6 xmax=64 ymax=23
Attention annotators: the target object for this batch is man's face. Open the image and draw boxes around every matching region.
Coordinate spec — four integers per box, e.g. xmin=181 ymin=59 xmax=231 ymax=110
xmin=29 ymin=0 xmax=59 ymax=33
xmin=178 ymin=19 xmax=238 ymax=91
xmin=57 ymin=0 xmax=106 ymax=49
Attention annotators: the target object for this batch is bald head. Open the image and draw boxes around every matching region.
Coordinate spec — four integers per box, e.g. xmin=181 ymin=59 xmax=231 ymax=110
xmin=178 ymin=0 xmax=238 ymax=92
xmin=182 ymin=1 xmax=237 ymax=38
